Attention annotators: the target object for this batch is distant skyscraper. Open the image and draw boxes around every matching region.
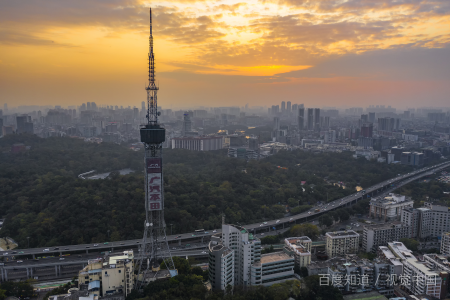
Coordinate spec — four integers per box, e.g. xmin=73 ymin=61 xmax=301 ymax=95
xmin=141 ymin=101 xmax=145 ymax=111
xmin=361 ymin=114 xmax=368 ymax=123
xmin=287 ymin=101 xmax=291 ymax=112
xmin=0 ymin=118 xmax=3 ymax=137
xmin=361 ymin=123 xmax=373 ymax=137
xmin=292 ymin=104 xmax=298 ymax=113
xmin=3 ymin=104 xmax=7 ymax=113
xmin=368 ymin=112 xmax=376 ymax=123
xmin=281 ymin=101 xmax=286 ymax=113
xmin=307 ymin=108 xmax=314 ymax=130
xmin=0 ymin=109 xmax=2 ymax=118
xmin=298 ymin=108 xmax=305 ymax=130
xmin=314 ymin=108 xmax=320 ymax=131
xmin=91 ymin=102 xmax=97 ymax=110
xmin=87 ymin=102 xmax=91 ymax=110
xmin=182 ymin=112 xmax=192 ymax=136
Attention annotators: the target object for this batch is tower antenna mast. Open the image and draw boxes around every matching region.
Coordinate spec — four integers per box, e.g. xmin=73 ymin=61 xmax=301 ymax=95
xmin=135 ymin=8 xmax=177 ymax=290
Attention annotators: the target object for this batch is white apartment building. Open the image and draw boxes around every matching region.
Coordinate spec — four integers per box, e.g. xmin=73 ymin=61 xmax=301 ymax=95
xmin=326 ymin=230 xmax=359 ymax=257
xmin=208 ymin=224 xmax=262 ymax=290
xmin=440 ymin=232 xmax=450 ymax=255
xmin=369 ymin=193 xmax=413 ymax=221
xmin=387 ymin=242 xmax=448 ymax=299
xmin=78 ymin=250 xmax=134 ymax=298
xmin=250 ymin=252 xmax=295 ymax=286
xmin=401 ymin=203 xmax=450 ymax=239
xmin=208 ymin=234 xmax=234 ymax=290
xmin=284 ymin=237 xmax=312 ymax=268
xmin=362 ymin=222 xmax=410 ymax=252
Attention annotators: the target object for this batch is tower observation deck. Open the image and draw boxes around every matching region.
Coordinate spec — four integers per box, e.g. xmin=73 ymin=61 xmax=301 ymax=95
xmin=135 ymin=8 xmax=177 ymax=290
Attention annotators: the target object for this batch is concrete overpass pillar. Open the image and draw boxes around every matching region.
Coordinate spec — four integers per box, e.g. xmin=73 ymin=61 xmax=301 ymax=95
xmin=32 ymin=254 xmax=35 ymax=259
xmin=201 ymin=237 xmax=204 ymax=243
xmin=31 ymin=267 xmax=33 ymax=278
xmin=86 ymin=249 xmax=89 ymax=254
xmin=26 ymin=268 xmax=29 ymax=278
xmin=58 ymin=265 xmax=61 ymax=276
xmin=4 ymin=269 xmax=7 ymax=281
xmin=178 ymin=240 xmax=181 ymax=245
xmin=55 ymin=265 xmax=58 ymax=276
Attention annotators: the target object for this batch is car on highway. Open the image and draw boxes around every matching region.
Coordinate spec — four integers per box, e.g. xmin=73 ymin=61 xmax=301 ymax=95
xmin=261 ymin=233 xmax=264 ymax=236
xmin=11 ymin=251 xmax=17 ymax=254
xmin=120 ymin=243 xmax=124 ymax=245
xmin=213 ymin=230 xmax=217 ymax=233
xmin=136 ymin=241 xmax=140 ymax=243
xmin=94 ymin=244 xmax=99 ymax=247
xmin=104 ymin=242 xmax=109 ymax=245
xmin=86 ymin=246 xmax=90 ymax=248
xmin=172 ymin=247 xmax=177 ymax=250
xmin=201 ymin=251 xmax=207 ymax=254
xmin=176 ymin=235 xmax=181 ymax=239
xmin=263 ymin=222 xmax=267 ymax=224
xmin=17 ymin=260 xmax=23 ymax=263
xmin=260 ymin=224 xmax=263 ymax=227
xmin=43 ymin=249 xmax=49 ymax=252
xmin=290 ymin=218 xmax=293 ymax=220
xmin=54 ymin=247 xmax=59 ymax=250
xmin=59 ymin=258 xmax=65 ymax=260
xmin=276 ymin=220 xmax=280 ymax=223
xmin=205 ymin=232 xmax=209 ymax=234
xmin=18 ymin=251 xmax=24 ymax=254
xmin=308 ymin=212 xmax=311 ymax=214
xmin=192 ymin=234 xmax=196 ymax=237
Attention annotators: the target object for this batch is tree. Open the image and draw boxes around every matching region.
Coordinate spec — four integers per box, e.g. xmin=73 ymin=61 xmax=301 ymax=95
xmin=299 ymin=266 xmax=308 ymax=277
xmin=400 ymin=238 xmax=419 ymax=251
xmin=290 ymin=224 xmax=320 ymax=240
xmin=302 ymin=275 xmax=343 ymax=300
xmin=288 ymin=198 xmax=298 ymax=207
xmin=0 ymin=289 xmax=6 ymax=300
xmin=319 ymin=214 xmax=333 ymax=227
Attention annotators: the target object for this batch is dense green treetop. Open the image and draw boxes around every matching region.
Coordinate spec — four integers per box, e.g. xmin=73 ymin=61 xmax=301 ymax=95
xmin=0 ymin=135 xmax=412 ymax=247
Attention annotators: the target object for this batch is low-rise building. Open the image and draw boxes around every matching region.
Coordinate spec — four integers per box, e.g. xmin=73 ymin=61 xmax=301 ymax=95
xmin=250 ymin=252 xmax=295 ymax=286
xmin=362 ymin=222 xmax=410 ymax=252
xmin=326 ymin=230 xmax=359 ymax=257
xmin=284 ymin=237 xmax=312 ymax=268
xmin=78 ymin=251 xmax=134 ymax=299
xmin=369 ymin=193 xmax=413 ymax=221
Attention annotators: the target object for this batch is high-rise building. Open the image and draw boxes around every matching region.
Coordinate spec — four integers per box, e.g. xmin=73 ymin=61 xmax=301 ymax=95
xmin=361 ymin=114 xmax=368 ymax=123
xmin=325 ymin=230 xmax=359 ymax=257
xmin=0 ymin=118 xmax=3 ymax=137
xmin=324 ymin=130 xmax=336 ymax=143
xmin=298 ymin=108 xmax=305 ymax=130
xmin=307 ymin=108 xmax=314 ymax=130
xmin=361 ymin=123 xmax=373 ymax=138
xmin=0 ymin=109 xmax=2 ymax=118
xmin=286 ymin=101 xmax=291 ymax=112
xmin=292 ymin=104 xmax=298 ymax=113
xmin=314 ymin=108 xmax=320 ymax=131
xmin=281 ymin=101 xmax=286 ymax=113
xmin=368 ymin=112 xmax=376 ymax=123
xmin=208 ymin=224 xmax=262 ymax=289
xmin=284 ymin=237 xmax=311 ymax=268
xmin=87 ymin=102 xmax=91 ymax=110
xmin=401 ymin=202 xmax=450 ymax=239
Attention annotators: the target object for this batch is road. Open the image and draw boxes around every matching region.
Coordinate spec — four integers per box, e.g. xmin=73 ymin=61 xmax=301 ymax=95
xmin=1 ymin=161 xmax=449 ymax=259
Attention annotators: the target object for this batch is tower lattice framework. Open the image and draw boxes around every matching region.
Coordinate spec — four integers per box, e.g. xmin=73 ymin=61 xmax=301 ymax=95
xmin=135 ymin=8 xmax=177 ymax=290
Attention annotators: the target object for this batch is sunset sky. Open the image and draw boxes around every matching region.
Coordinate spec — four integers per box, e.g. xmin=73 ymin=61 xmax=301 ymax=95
xmin=1 ymin=0 xmax=450 ymax=109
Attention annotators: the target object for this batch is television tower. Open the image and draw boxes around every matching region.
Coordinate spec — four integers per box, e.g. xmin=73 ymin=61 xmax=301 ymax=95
xmin=135 ymin=8 xmax=177 ymax=289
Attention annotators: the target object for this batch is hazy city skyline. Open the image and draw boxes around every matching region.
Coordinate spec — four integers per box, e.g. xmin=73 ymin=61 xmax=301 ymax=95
xmin=1 ymin=0 xmax=450 ymax=107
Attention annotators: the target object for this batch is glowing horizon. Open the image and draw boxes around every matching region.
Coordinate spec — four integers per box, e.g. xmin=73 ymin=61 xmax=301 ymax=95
xmin=1 ymin=0 xmax=450 ymax=108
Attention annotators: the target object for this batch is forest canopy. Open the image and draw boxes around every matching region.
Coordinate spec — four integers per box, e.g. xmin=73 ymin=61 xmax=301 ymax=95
xmin=0 ymin=134 xmax=414 ymax=247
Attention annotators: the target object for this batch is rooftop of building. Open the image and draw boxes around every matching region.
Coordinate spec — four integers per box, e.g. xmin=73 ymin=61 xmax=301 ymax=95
xmin=326 ymin=230 xmax=359 ymax=238
xmin=260 ymin=252 xmax=293 ymax=264
xmin=285 ymin=236 xmax=312 ymax=244
xmin=369 ymin=193 xmax=413 ymax=206
xmin=363 ymin=221 xmax=408 ymax=230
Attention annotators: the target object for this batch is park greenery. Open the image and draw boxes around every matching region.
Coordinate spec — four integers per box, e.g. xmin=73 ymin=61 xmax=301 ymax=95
xmin=127 ymin=274 xmax=342 ymax=300
xmin=0 ymin=134 xmax=414 ymax=247
xmin=0 ymin=279 xmax=35 ymax=299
